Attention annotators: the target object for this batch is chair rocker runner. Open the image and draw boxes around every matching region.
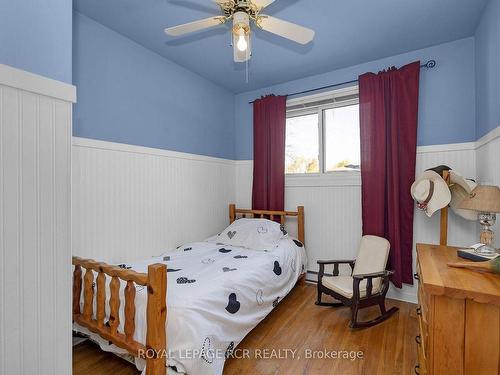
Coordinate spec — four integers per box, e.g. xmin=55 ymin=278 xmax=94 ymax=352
xmin=316 ymin=235 xmax=398 ymax=328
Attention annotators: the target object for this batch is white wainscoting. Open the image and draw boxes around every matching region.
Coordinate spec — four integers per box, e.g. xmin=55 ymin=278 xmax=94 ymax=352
xmin=394 ymin=143 xmax=478 ymax=302
xmin=72 ymin=138 xmax=236 ymax=263
xmin=0 ymin=64 xmax=75 ymax=375
xmin=476 ymin=126 xmax=500 ymax=186
xmin=234 ymin=142 xmax=480 ymax=303
xmin=72 ymin=127 xmax=499 ymax=306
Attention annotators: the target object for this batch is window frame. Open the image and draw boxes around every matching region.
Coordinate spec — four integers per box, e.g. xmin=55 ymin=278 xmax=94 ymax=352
xmin=285 ymin=85 xmax=360 ymax=178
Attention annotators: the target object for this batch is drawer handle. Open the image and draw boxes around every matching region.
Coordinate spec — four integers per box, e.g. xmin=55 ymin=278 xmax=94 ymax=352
xmin=415 ymin=335 xmax=421 ymax=345
xmin=414 ymin=364 xmax=421 ymax=375
xmin=416 ymin=306 xmax=422 ymax=316
xmin=414 ymin=273 xmax=419 ymax=280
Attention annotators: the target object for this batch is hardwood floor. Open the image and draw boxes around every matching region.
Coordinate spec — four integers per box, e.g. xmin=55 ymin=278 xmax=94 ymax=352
xmin=73 ymin=340 xmax=139 ymax=375
xmin=73 ymin=283 xmax=418 ymax=375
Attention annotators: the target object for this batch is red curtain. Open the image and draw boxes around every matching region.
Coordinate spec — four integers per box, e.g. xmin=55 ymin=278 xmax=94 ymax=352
xmin=252 ymin=95 xmax=287 ymax=213
xmin=359 ymin=61 xmax=420 ymax=288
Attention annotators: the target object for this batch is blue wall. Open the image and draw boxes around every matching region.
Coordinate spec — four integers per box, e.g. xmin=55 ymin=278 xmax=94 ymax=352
xmin=73 ymin=12 xmax=235 ymax=159
xmin=475 ymin=0 xmax=500 ymax=139
xmin=0 ymin=0 xmax=72 ymax=83
xmin=0 ymin=5 xmax=489 ymax=159
xmin=73 ymin=13 xmax=484 ymax=161
xmin=234 ymin=38 xmax=476 ymax=160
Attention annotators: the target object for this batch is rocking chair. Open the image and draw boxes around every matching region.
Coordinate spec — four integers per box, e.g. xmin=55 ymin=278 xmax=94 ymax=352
xmin=316 ymin=235 xmax=398 ymax=328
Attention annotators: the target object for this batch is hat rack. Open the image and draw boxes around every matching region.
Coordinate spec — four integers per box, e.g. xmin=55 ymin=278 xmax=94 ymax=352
xmin=439 ymin=170 xmax=450 ymax=246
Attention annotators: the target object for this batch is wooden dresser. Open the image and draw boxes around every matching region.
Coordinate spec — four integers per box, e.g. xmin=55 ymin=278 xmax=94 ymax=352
xmin=415 ymin=243 xmax=500 ymax=375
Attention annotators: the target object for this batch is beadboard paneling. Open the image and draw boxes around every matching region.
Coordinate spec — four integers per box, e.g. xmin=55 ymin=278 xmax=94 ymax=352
xmin=395 ymin=145 xmax=477 ymax=302
xmin=72 ymin=138 xmax=236 ymax=263
xmin=0 ymin=66 xmax=74 ymax=375
xmin=72 ymin=131 xmax=497 ymax=306
xmin=476 ymin=126 xmax=500 ymax=186
xmin=234 ymin=144 xmax=479 ymax=303
xmin=413 ymin=143 xmax=477 ymax=248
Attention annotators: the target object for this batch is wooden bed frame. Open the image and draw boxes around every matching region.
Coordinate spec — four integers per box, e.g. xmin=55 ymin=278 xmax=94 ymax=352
xmin=72 ymin=204 xmax=305 ymax=375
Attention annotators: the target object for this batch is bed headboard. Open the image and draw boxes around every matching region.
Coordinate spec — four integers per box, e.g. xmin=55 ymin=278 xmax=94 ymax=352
xmin=229 ymin=204 xmax=305 ymax=245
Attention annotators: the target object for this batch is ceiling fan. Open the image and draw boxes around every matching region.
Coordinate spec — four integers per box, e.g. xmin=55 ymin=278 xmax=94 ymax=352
xmin=164 ymin=0 xmax=315 ymax=63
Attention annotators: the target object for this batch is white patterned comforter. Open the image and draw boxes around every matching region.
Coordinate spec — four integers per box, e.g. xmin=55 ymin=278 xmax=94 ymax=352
xmin=74 ymin=236 xmax=307 ymax=375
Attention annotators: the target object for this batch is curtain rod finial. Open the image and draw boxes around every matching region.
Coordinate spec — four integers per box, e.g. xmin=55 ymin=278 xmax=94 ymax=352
xmin=422 ymin=60 xmax=436 ymax=69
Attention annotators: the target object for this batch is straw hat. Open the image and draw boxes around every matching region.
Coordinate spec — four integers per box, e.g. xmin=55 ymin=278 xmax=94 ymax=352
xmin=411 ymin=169 xmax=451 ymax=217
xmin=448 ymin=171 xmax=478 ymax=221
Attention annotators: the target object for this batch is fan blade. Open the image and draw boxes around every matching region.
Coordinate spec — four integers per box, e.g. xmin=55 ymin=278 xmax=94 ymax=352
xmin=165 ymin=17 xmax=226 ymax=36
xmin=252 ymin=0 xmax=275 ymax=9
xmin=257 ymin=15 xmax=314 ymax=44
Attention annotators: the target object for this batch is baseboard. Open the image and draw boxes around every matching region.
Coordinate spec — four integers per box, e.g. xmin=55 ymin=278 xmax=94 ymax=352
xmin=387 ymin=287 xmax=418 ymax=304
xmin=72 ymin=336 xmax=88 ymax=347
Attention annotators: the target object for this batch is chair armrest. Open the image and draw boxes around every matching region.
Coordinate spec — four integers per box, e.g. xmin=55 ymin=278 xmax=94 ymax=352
xmin=317 ymin=260 xmax=356 ymax=281
xmin=352 ymin=270 xmax=394 ymax=299
xmin=317 ymin=259 xmax=355 ymax=265
xmin=352 ymin=270 xmax=394 ymax=280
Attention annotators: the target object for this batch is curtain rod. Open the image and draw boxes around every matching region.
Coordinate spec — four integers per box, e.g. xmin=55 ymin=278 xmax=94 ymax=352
xmin=248 ymin=60 xmax=436 ymax=104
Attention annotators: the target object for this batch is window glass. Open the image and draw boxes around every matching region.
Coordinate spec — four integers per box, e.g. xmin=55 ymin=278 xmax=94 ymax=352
xmin=285 ymin=113 xmax=320 ymax=174
xmin=324 ymin=104 xmax=360 ymax=172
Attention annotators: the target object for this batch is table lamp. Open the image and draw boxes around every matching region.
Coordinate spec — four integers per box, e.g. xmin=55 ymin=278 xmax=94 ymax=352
xmin=459 ymin=185 xmax=500 ymax=255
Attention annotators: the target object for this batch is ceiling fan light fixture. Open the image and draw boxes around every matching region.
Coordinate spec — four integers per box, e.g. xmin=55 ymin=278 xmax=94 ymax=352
xmin=164 ymin=0 xmax=314 ymax=64
xmin=232 ymin=11 xmax=251 ymax=60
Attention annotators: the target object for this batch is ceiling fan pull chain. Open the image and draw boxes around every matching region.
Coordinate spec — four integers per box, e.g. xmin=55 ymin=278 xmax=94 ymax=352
xmin=246 ymin=54 xmax=249 ymax=83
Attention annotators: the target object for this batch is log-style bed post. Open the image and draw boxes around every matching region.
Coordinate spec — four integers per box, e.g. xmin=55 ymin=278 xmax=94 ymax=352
xmin=146 ymin=263 xmax=167 ymax=375
xmin=72 ymin=265 xmax=82 ymax=315
xmin=96 ymin=271 xmax=106 ymax=328
xmin=229 ymin=203 xmax=236 ymax=224
xmin=297 ymin=206 xmax=305 ymax=245
xmin=83 ymin=269 xmax=95 ymax=321
xmin=124 ymin=280 xmax=136 ymax=342
xmin=109 ymin=276 xmax=121 ymax=335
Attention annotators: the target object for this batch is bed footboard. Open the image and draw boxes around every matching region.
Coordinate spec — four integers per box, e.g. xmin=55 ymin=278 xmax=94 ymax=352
xmin=72 ymin=256 xmax=167 ymax=375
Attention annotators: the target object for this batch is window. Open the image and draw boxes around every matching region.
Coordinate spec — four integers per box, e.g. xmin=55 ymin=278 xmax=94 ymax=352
xmin=285 ymin=87 xmax=360 ymax=175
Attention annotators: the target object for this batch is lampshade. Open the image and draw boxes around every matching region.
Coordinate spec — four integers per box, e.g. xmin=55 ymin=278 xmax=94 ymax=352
xmin=458 ymin=185 xmax=500 ymax=213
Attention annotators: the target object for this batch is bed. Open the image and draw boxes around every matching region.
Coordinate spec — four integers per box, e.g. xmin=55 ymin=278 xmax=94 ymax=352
xmin=72 ymin=204 xmax=306 ymax=375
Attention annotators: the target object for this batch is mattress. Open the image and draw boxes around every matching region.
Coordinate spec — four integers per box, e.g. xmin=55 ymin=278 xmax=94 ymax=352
xmin=74 ymin=236 xmax=307 ymax=375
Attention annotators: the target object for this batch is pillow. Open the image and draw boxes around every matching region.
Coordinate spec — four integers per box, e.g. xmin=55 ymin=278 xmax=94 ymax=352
xmin=216 ymin=218 xmax=287 ymax=251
